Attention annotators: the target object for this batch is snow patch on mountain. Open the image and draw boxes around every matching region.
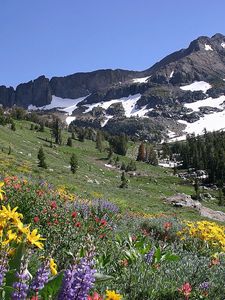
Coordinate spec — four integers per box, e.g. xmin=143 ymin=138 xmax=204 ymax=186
xmin=180 ymin=81 xmax=212 ymax=93
xmin=221 ymin=42 xmax=225 ymax=49
xmin=65 ymin=116 xmax=76 ymax=125
xmin=101 ymin=115 xmax=113 ymax=127
xmin=28 ymin=95 xmax=88 ymax=115
xmin=184 ymin=95 xmax=225 ymax=111
xmin=169 ymin=71 xmax=174 ymax=78
xmin=132 ymin=76 xmax=150 ymax=83
xmin=84 ymin=94 xmax=146 ymax=118
xmin=204 ymin=44 xmax=213 ymax=51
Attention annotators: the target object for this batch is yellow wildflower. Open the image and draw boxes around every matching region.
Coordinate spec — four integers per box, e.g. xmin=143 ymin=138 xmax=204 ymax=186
xmin=105 ymin=290 xmax=122 ymax=300
xmin=0 ymin=182 xmax=5 ymax=201
xmin=0 ymin=205 xmax=23 ymax=223
xmin=26 ymin=228 xmax=45 ymax=249
xmin=49 ymin=258 xmax=57 ymax=276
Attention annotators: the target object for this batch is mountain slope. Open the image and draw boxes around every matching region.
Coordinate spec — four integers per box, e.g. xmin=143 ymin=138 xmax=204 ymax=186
xmin=1 ymin=33 xmax=225 ymax=141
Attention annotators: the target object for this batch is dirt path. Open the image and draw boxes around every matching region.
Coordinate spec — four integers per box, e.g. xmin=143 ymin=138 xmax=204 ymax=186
xmin=165 ymin=193 xmax=225 ymax=222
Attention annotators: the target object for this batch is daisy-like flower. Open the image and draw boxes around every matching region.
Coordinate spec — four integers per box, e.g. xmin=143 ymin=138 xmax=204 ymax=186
xmin=25 ymin=229 xmax=45 ymax=249
xmin=0 ymin=182 xmax=5 ymax=201
xmin=49 ymin=258 xmax=57 ymax=276
xmin=105 ymin=290 xmax=122 ymax=300
xmin=0 ymin=205 xmax=23 ymax=223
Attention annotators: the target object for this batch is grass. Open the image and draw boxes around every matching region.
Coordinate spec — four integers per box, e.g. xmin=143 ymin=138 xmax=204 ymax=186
xmin=0 ymin=120 xmax=220 ymax=220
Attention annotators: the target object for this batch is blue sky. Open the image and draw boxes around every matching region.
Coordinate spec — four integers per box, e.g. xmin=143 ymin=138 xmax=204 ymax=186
xmin=1 ymin=0 xmax=225 ymax=87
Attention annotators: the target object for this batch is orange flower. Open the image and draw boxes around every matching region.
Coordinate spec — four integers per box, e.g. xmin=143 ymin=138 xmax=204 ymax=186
xmin=88 ymin=292 xmax=103 ymax=300
xmin=163 ymin=222 xmax=172 ymax=231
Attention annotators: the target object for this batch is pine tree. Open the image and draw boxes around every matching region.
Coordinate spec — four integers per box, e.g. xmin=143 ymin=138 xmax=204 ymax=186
xmin=72 ymin=132 xmax=76 ymax=140
xmin=39 ymin=122 xmax=45 ymax=132
xmin=70 ymin=153 xmax=78 ymax=174
xmin=52 ymin=118 xmax=62 ymax=145
xmin=193 ymin=178 xmax=200 ymax=200
xmin=37 ymin=147 xmax=47 ymax=169
xmin=137 ymin=143 xmax=146 ymax=161
xmin=96 ymin=131 xmax=103 ymax=152
xmin=8 ymin=146 xmax=11 ymax=155
xmin=67 ymin=137 xmax=73 ymax=147
xmin=119 ymin=171 xmax=128 ymax=188
xmin=11 ymin=121 xmax=16 ymax=131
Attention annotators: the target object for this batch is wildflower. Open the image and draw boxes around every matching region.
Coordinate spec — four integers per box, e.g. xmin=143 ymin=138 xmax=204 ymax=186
xmin=145 ymin=248 xmax=155 ymax=265
xmin=0 ymin=182 xmax=5 ymax=201
xmin=100 ymin=219 xmax=107 ymax=226
xmin=33 ymin=216 xmax=40 ymax=223
xmin=178 ymin=282 xmax=192 ymax=299
xmin=50 ymin=201 xmax=57 ymax=209
xmin=49 ymin=258 xmax=57 ymax=276
xmin=30 ymin=261 xmax=50 ymax=291
xmin=71 ymin=211 xmax=77 ymax=218
xmin=0 ymin=250 xmax=8 ymax=286
xmin=199 ymin=281 xmax=209 ymax=290
xmin=88 ymin=292 xmax=103 ymax=300
xmin=26 ymin=229 xmax=45 ymax=249
xmin=75 ymin=222 xmax=81 ymax=228
xmin=163 ymin=222 xmax=172 ymax=231
xmin=105 ymin=290 xmax=122 ymax=300
xmin=12 ymin=270 xmax=30 ymax=300
xmin=1 ymin=205 xmax=23 ymax=223
xmin=58 ymin=258 xmax=95 ymax=300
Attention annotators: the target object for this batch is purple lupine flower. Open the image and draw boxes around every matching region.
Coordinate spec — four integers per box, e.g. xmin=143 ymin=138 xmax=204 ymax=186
xmin=0 ymin=250 xmax=8 ymax=286
xmin=92 ymin=199 xmax=119 ymax=215
xmin=199 ymin=281 xmax=210 ymax=290
xmin=30 ymin=261 xmax=50 ymax=291
xmin=12 ymin=271 xmax=30 ymax=300
xmin=58 ymin=258 xmax=95 ymax=300
xmin=145 ymin=248 xmax=155 ymax=265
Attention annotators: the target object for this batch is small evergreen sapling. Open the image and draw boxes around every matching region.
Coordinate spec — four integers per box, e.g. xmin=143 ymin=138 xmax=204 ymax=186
xmin=37 ymin=146 xmax=47 ymax=169
xmin=70 ymin=153 xmax=78 ymax=174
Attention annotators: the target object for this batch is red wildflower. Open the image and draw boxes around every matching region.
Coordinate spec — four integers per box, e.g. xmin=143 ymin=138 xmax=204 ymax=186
xmin=54 ymin=219 xmax=59 ymax=225
xmin=72 ymin=211 xmax=77 ymax=218
xmin=87 ymin=292 xmax=103 ymax=300
xmin=163 ymin=222 xmax=172 ymax=231
xmin=50 ymin=201 xmax=57 ymax=209
xmin=95 ymin=217 xmax=100 ymax=223
xmin=33 ymin=216 xmax=40 ymax=223
xmin=100 ymin=219 xmax=107 ymax=226
xmin=13 ymin=183 xmax=21 ymax=190
xmin=75 ymin=222 xmax=81 ymax=228
xmin=99 ymin=234 xmax=106 ymax=239
xmin=178 ymin=282 xmax=192 ymax=299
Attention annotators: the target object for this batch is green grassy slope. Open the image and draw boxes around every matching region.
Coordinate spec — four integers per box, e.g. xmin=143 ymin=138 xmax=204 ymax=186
xmin=0 ymin=120 xmax=212 ymax=220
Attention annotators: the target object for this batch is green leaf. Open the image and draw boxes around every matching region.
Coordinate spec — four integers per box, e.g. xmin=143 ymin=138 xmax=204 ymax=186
xmin=5 ymin=242 xmax=26 ymax=299
xmin=40 ymin=271 xmax=64 ymax=300
xmin=94 ymin=273 xmax=114 ymax=283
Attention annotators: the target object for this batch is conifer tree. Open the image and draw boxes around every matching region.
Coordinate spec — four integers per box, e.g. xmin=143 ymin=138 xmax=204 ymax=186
xmin=67 ymin=137 xmax=73 ymax=147
xmin=119 ymin=171 xmax=128 ymax=188
xmin=37 ymin=146 xmax=47 ymax=169
xmin=96 ymin=131 xmax=103 ymax=152
xmin=70 ymin=153 xmax=78 ymax=174
xmin=52 ymin=118 xmax=62 ymax=145
xmin=137 ymin=142 xmax=146 ymax=161
xmin=11 ymin=121 xmax=16 ymax=131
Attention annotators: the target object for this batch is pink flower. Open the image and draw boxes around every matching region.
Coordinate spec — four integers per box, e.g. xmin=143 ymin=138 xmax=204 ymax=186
xmin=178 ymin=282 xmax=192 ymax=299
xmin=87 ymin=292 xmax=103 ymax=300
